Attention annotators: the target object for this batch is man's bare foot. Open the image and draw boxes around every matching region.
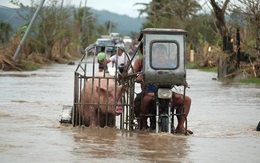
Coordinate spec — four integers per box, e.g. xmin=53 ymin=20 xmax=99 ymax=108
xmin=141 ymin=125 xmax=149 ymax=131
xmin=176 ymin=127 xmax=193 ymax=135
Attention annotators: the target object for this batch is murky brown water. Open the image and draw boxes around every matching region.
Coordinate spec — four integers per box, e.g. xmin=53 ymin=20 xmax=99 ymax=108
xmin=1 ymin=61 xmax=260 ymax=162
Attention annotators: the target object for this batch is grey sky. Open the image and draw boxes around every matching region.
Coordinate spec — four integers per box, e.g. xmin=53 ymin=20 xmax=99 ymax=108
xmin=1 ymin=0 xmax=151 ymax=18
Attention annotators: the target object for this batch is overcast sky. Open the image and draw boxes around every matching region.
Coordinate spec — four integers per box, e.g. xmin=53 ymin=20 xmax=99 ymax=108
xmin=1 ymin=0 xmax=151 ymax=18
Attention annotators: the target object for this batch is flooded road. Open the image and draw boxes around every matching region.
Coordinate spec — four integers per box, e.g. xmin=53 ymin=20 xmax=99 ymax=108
xmin=0 ymin=61 xmax=260 ymax=163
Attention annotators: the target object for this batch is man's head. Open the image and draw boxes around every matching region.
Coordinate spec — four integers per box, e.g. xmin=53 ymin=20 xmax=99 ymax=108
xmin=152 ymin=43 xmax=177 ymax=68
xmin=100 ymin=46 xmax=105 ymax=52
xmin=117 ymin=44 xmax=125 ymax=56
xmin=153 ymin=44 xmax=167 ymax=56
xmin=152 ymin=43 xmax=167 ymax=62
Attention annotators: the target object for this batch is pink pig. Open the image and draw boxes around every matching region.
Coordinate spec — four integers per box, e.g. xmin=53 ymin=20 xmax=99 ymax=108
xmin=79 ymin=72 xmax=123 ymax=127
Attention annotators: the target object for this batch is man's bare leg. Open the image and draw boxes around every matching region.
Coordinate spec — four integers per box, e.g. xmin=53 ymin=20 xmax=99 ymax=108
xmin=174 ymin=94 xmax=193 ymax=134
xmin=141 ymin=95 xmax=153 ymax=130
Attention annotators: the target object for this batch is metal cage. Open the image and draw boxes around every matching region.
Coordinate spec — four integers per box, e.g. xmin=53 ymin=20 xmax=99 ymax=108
xmin=71 ymin=45 xmax=137 ymax=130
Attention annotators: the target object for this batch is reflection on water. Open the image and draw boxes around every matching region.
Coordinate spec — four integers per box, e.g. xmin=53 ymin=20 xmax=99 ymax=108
xmin=0 ymin=63 xmax=260 ymax=162
xmin=71 ymin=127 xmax=189 ymax=162
xmin=134 ymin=133 xmax=189 ymax=162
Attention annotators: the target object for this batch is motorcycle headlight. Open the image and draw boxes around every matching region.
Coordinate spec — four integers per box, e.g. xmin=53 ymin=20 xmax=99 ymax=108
xmin=157 ymin=88 xmax=172 ymax=99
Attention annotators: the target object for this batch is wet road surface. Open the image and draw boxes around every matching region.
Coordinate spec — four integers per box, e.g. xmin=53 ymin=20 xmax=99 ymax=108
xmin=0 ymin=61 xmax=260 ymax=163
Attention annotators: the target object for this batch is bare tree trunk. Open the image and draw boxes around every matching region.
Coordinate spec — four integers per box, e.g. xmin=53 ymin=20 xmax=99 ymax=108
xmin=257 ymin=28 xmax=260 ymax=54
xmin=210 ymin=0 xmax=231 ymax=79
xmin=46 ymin=39 xmax=54 ymax=60
xmin=210 ymin=0 xmax=229 ymax=37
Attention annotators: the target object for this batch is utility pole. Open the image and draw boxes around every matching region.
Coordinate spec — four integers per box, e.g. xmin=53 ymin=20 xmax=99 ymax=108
xmin=109 ymin=21 xmax=112 ymax=34
xmin=12 ymin=0 xmax=45 ymax=61
xmin=59 ymin=0 xmax=65 ymax=56
xmin=77 ymin=0 xmax=87 ymax=54
xmin=236 ymin=28 xmax=240 ymax=69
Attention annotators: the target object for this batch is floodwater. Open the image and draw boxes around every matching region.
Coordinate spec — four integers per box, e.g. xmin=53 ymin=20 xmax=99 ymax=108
xmin=0 ymin=60 xmax=260 ymax=163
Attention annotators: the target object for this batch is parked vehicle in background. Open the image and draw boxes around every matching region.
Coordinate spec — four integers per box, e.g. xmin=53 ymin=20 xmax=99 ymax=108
xmin=94 ymin=38 xmax=114 ymax=55
xmin=123 ymin=36 xmax=132 ymax=44
xmin=110 ymin=32 xmax=120 ymax=41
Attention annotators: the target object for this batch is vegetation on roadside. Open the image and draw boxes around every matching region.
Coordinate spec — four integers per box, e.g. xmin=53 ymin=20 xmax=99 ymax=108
xmin=200 ymin=67 xmax=218 ymax=73
xmin=240 ymin=77 xmax=260 ymax=84
xmin=186 ymin=61 xmax=198 ymax=69
xmin=20 ymin=60 xmax=41 ymax=71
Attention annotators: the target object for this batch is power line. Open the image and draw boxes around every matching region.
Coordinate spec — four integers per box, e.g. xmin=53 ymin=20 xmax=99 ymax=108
xmin=0 ymin=5 xmax=19 ymax=23
xmin=3 ymin=12 xmax=17 ymax=23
